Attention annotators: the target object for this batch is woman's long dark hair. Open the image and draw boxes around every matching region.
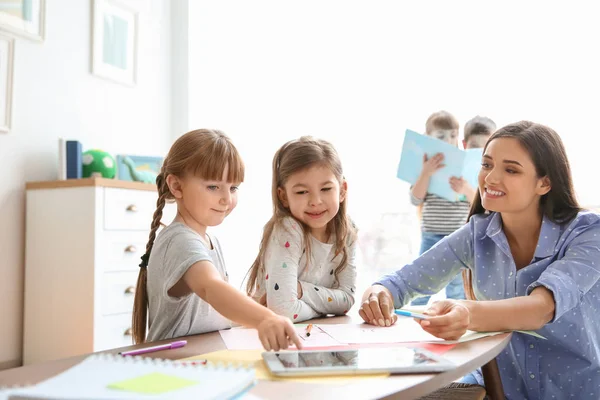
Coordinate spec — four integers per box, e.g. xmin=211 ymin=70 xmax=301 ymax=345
xmin=463 ymin=121 xmax=581 ymax=300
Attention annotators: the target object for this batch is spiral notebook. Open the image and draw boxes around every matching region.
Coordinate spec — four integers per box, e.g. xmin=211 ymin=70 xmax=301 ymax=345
xmin=1 ymin=354 xmax=255 ymax=400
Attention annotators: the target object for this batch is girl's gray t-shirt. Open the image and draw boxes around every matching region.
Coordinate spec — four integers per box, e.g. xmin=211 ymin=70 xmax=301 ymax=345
xmin=146 ymin=222 xmax=231 ymax=342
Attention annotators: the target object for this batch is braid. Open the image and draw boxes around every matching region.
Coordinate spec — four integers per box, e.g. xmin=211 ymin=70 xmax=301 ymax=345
xmin=146 ymin=174 xmax=169 ymax=255
xmin=132 ymin=172 xmax=169 ymax=344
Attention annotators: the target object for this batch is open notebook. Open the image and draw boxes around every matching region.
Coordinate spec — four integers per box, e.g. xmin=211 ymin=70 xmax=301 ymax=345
xmin=0 ymin=354 xmax=255 ymax=400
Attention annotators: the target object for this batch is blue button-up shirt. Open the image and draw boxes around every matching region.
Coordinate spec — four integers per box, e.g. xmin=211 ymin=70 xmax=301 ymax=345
xmin=377 ymin=211 xmax=600 ymax=399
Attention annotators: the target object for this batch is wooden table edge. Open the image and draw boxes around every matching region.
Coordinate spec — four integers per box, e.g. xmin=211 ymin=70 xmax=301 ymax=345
xmin=0 ymin=324 xmax=512 ymax=400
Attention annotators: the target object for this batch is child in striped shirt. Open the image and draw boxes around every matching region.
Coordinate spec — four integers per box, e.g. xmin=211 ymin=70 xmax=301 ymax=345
xmin=410 ymin=111 xmax=470 ymax=305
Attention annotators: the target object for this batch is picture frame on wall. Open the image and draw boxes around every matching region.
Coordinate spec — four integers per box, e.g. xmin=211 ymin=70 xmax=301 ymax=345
xmin=0 ymin=33 xmax=14 ymax=133
xmin=0 ymin=0 xmax=45 ymax=42
xmin=92 ymin=0 xmax=138 ymax=86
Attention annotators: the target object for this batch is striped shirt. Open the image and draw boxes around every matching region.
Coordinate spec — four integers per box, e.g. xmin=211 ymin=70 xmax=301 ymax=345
xmin=410 ymin=192 xmax=470 ymax=234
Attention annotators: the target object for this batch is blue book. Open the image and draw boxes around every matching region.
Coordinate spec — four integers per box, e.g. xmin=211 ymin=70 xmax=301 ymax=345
xmin=396 ymin=129 xmax=483 ymax=201
xmin=66 ymin=140 xmax=82 ymax=179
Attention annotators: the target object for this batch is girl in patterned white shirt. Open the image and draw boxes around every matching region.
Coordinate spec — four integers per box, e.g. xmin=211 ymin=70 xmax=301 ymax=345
xmin=245 ymin=136 xmax=358 ymax=323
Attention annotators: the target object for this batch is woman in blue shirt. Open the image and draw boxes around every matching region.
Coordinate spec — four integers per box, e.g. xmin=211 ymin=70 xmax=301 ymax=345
xmin=360 ymin=121 xmax=600 ymax=399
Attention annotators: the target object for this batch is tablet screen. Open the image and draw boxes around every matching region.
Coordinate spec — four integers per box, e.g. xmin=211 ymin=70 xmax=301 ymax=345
xmin=272 ymin=347 xmax=441 ymax=370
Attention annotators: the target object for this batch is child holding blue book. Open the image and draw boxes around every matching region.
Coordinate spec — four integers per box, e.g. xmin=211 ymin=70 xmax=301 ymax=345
xmin=409 ymin=111 xmax=470 ymax=305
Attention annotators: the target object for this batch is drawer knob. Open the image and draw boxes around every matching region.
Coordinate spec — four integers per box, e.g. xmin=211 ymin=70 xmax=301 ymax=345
xmin=124 ymin=328 xmax=133 ymax=336
xmin=124 ymin=286 xmax=135 ymax=294
xmin=124 ymin=245 xmax=137 ymax=253
xmin=126 ymin=204 xmax=138 ymax=212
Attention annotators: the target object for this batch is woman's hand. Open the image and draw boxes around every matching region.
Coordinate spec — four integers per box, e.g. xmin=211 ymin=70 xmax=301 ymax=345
xmin=257 ymin=314 xmax=303 ymax=351
xmin=359 ymin=285 xmax=397 ymax=327
xmin=418 ymin=300 xmax=470 ymax=340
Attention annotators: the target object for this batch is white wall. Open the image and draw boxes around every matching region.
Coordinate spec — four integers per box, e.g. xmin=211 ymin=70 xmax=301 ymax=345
xmin=0 ymin=0 xmax=173 ymax=368
xmin=188 ymin=0 xmax=600 ymax=292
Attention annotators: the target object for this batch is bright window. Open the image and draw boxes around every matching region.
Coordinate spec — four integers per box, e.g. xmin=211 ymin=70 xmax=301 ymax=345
xmin=188 ymin=1 xmax=599 ymax=294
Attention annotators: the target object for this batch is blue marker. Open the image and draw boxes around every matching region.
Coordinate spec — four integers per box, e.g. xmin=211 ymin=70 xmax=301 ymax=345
xmin=394 ymin=309 xmax=429 ymax=320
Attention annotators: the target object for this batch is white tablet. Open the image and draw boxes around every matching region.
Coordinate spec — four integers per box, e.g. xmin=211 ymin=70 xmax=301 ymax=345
xmin=262 ymin=347 xmax=455 ymax=376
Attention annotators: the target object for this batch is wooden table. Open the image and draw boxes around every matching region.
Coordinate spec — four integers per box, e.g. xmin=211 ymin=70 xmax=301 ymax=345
xmin=0 ymin=316 xmax=511 ymax=399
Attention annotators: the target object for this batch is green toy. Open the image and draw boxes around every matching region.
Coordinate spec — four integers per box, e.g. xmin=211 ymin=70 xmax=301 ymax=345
xmin=82 ymin=149 xmax=117 ymax=179
xmin=121 ymin=156 xmax=158 ymax=184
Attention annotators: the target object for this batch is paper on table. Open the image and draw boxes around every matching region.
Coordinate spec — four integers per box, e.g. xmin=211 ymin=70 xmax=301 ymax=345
xmin=219 ymin=325 xmax=344 ymax=350
xmin=318 ymin=320 xmax=506 ymax=345
xmin=400 ymin=306 xmax=546 ymax=340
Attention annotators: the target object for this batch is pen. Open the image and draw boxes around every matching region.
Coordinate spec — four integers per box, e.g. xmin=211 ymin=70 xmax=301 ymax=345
xmin=305 ymin=324 xmax=313 ymax=337
xmin=119 ymin=340 xmax=187 ymax=356
xmin=394 ymin=309 xmax=429 ymax=320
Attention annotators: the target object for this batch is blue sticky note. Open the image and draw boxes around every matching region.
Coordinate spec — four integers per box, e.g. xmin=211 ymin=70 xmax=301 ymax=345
xmin=397 ymin=129 xmax=465 ymax=201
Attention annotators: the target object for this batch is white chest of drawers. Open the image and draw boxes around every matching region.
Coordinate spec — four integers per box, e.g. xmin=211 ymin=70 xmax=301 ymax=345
xmin=23 ymin=178 xmax=175 ymax=365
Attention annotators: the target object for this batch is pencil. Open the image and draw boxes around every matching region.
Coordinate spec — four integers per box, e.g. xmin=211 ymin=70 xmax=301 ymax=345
xmin=306 ymin=324 xmax=313 ymax=337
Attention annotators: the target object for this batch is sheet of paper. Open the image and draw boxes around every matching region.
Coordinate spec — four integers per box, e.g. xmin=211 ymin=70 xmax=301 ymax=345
xmin=299 ymin=341 xmax=456 ymax=355
xmin=219 ymin=325 xmax=345 ymax=350
xmin=318 ymin=320 xmax=506 ymax=345
xmin=516 ymin=330 xmax=547 ymax=339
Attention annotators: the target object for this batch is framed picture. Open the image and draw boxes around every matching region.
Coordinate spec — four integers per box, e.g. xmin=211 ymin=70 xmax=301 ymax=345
xmin=116 ymin=155 xmax=163 ymax=183
xmin=0 ymin=0 xmax=45 ymax=42
xmin=92 ymin=0 xmax=138 ymax=86
xmin=0 ymin=33 xmax=14 ymax=133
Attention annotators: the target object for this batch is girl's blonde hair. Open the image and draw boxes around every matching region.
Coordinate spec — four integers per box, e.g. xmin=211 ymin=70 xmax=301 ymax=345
xmin=132 ymin=129 xmax=244 ymax=344
xmin=245 ymin=136 xmax=357 ymax=296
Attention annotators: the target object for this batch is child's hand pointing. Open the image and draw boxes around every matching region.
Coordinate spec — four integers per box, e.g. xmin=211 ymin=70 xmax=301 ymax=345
xmin=258 ymin=314 xmax=303 ymax=351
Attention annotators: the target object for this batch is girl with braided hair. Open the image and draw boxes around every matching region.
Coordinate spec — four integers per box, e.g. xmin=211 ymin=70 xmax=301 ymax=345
xmin=132 ymin=129 xmax=301 ymax=351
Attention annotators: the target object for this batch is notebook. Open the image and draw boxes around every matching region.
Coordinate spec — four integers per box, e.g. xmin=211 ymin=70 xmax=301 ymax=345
xmin=0 ymin=354 xmax=255 ymax=400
